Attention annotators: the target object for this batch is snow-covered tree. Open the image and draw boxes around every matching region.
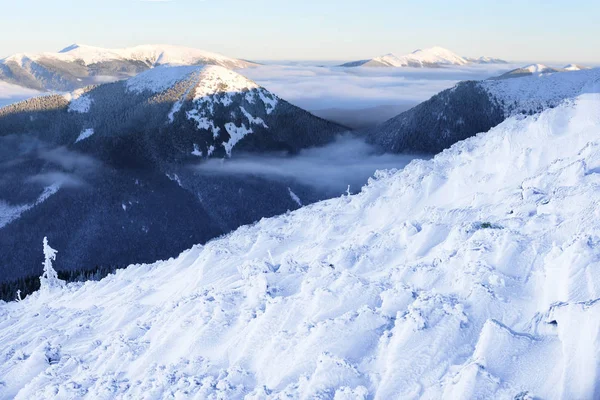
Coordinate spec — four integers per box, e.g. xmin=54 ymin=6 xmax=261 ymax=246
xmin=40 ymin=237 xmax=64 ymax=290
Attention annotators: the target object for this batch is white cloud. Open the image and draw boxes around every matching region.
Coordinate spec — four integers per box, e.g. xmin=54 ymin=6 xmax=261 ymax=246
xmin=239 ymin=63 xmax=521 ymax=111
xmin=196 ymin=135 xmax=428 ymax=194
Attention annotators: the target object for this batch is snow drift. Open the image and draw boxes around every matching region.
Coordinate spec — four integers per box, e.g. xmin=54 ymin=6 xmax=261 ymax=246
xmin=1 ymin=80 xmax=600 ymax=399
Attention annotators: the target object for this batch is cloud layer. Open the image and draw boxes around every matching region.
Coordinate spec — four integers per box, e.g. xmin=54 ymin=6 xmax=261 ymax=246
xmin=196 ymin=135 xmax=429 ymax=195
xmin=240 ymin=63 xmax=520 ymax=111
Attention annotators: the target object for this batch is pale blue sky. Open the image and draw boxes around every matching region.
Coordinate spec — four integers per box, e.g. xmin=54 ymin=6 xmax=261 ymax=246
xmin=2 ymin=0 xmax=598 ymax=63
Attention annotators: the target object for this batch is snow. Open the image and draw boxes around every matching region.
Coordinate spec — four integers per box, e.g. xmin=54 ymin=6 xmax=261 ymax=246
xmin=223 ymin=122 xmax=253 ymax=156
xmin=192 ymin=65 xmax=259 ymax=101
xmin=166 ymin=173 xmax=183 ymax=187
xmin=288 ymin=188 xmax=302 ymax=206
xmin=0 ymin=201 xmax=30 ymax=229
xmin=520 ymin=63 xmax=551 ymax=73
xmin=564 ymin=64 xmax=590 ymax=71
xmin=2 ymin=44 xmax=256 ymax=69
xmin=75 ymin=128 xmax=94 ymax=143
xmin=182 ymin=66 xmax=278 ymax=154
xmin=483 ymin=67 xmax=600 ymax=116
xmin=2 ymin=79 xmax=600 ymax=398
xmin=67 ymin=90 xmax=93 ymax=113
xmin=361 ymin=46 xmax=470 ymax=67
xmin=126 ymin=65 xmax=201 ymax=94
xmin=191 ymin=144 xmax=203 ymax=157
xmin=240 ymin=107 xmax=268 ymax=128
xmin=400 ymin=46 xmax=469 ymax=66
xmin=40 ymin=237 xmax=64 ymax=291
xmin=0 ymin=185 xmax=60 ymax=229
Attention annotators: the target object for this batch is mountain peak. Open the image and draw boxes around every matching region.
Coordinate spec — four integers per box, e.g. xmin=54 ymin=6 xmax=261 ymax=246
xmin=564 ymin=63 xmax=591 ymax=71
xmin=523 ymin=63 xmax=550 ymax=73
xmin=342 ymin=46 xmax=471 ymax=68
xmin=124 ymin=64 xmax=260 ymax=96
xmin=59 ymin=43 xmax=81 ymax=53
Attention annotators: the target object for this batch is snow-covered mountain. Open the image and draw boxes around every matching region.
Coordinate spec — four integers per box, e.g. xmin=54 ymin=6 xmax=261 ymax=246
xmin=563 ymin=63 xmax=591 ymax=71
xmin=0 ymin=44 xmax=257 ymax=92
xmin=465 ymin=56 xmax=509 ymax=64
xmin=0 ymin=65 xmax=346 ymax=292
xmin=340 ymin=47 xmax=507 ymax=68
xmin=493 ymin=63 xmax=593 ymax=80
xmin=492 ymin=64 xmax=563 ymax=80
xmin=369 ymin=67 xmax=600 ymax=153
xmin=1 ymin=77 xmax=599 ymax=399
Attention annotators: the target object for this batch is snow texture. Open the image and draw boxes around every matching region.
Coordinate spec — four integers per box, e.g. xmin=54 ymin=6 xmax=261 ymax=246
xmin=75 ymin=128 xmax=94 ymax=143
xmin=182 ymin=65 xmax=279 ymax=156
xmin=2 ymin=80 xmax=600 ymax=399
xmin=483 ymin=67 xmax=600 ymax=116
xmin=126 ymin=65 xmax=201 ymax=94
xmin=223 ymin=122 xmax=253 ymax=157
xmin=288 ymin=188 xmax=302 ymax=206
xmin=0 ymin=185 xmax=60 ymax=229
xmin=66 ymin=89 xmax=93 ymax=113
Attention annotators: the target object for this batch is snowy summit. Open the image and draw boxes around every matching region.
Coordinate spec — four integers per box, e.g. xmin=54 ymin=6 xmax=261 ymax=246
xmin=340 ymin=46 xmax=507 ymax=68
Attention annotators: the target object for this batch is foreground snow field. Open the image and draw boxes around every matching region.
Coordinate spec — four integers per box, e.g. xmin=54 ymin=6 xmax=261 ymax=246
xmin=1 ymin=81 xmax=600 ymax=399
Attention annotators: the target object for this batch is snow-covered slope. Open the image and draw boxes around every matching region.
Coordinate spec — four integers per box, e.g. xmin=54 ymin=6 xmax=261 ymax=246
xmin=340 ymin=47 xmax=505 ymax=68
xmin=1 ymin=78 xmax=600 ymax=399
xmin=0 ymin=44 xmax=257 ymax=92
xmin=369 ymin=67 xmax=600 ymax=153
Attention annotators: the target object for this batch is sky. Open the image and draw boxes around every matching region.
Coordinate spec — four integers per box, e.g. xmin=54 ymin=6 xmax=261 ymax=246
xmin=1 ymin=0 xmax=598 ymax=63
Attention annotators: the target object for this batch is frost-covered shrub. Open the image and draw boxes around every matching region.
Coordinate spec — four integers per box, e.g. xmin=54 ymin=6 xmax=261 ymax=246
xmin=40 ymin=237 xmax=65 ymax=291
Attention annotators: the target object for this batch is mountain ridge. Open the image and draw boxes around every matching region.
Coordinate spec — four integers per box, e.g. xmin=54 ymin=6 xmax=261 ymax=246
xmin=340 ymin=46 xmax=508 ymax=68
xmin=0 ymin=44 xmax=257 ymax=92
xmin=367 ymin=67 xmax=600 ymax=153
xmin=0 ymin=64 xmax=347 ymax=288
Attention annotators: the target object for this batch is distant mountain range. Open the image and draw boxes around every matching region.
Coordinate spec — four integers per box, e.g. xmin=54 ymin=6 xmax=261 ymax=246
xmin=491 ymin=63 xmax=592 ymax=79
xmin=339 ymin=46 xmax=508 ymax=68
xmin=0 ymin=65 xmax=345 ymax=291
xmin=0 ymin=44 xmax=258 ymax=92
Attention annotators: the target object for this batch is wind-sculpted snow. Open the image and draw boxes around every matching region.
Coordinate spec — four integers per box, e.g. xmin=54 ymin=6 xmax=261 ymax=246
xmin=1 ymin=82 xmax=600 ymax=399
xmin=126 ymin=65 xmax=202 ymax=94
xmin=482 ymin=67 xmax=600 ymax=115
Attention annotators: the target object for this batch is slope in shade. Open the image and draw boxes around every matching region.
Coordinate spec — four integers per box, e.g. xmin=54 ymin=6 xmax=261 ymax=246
xmin=1 ymin=80 xmax=600 ymax=398
xmin=0 ymin=65 xmax=347 ymax=287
